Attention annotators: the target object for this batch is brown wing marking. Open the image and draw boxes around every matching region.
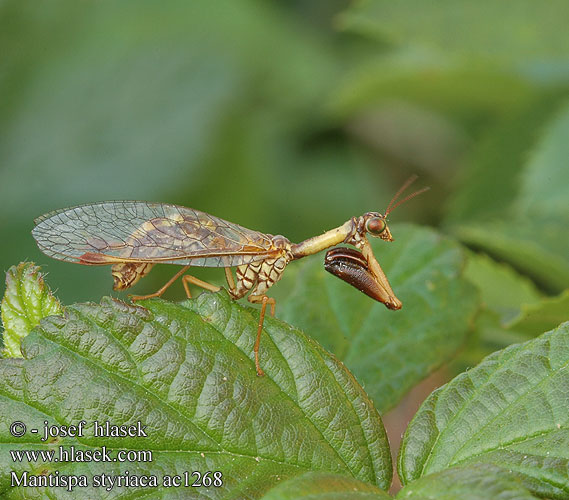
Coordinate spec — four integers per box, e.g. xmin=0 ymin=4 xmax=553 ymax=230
xmin=79 ymin=252 xmax=121 ymax=265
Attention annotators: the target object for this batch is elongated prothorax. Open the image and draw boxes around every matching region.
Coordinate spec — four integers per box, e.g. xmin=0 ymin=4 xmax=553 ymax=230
xmin=290 ymin=219 xmax=354 ymax=260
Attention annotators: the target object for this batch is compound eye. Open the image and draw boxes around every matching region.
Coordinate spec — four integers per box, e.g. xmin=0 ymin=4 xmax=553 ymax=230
xmin=365 ymin=217 xmax=386 ymax=236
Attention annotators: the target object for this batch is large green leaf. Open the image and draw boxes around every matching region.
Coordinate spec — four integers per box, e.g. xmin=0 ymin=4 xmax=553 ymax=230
xmin=396 ymin=464 xmax=539 ymax=500
xmin=279 ymin=224 xmax=479 ymax=412
xmin=261 ymin=472 xmax=391 ymax=500
xmin=399 ymin=321 xmax=569 ymax=499
xmin=338 ymin=0 xmax=569 ymax=61
xmin=463 ymin=252 xmax=541 ymax=324
xmin=0 ymin=291 xmax=391 ymax=498
xmin=1 ymin=263 xmax=62 ymax=358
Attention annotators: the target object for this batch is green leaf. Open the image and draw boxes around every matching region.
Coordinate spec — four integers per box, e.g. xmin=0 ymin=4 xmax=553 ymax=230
xmin=452 ymin=255 xmax=564 ymax=374
xmin=455 ymin=218 xmax=569 ymax=292
xmin=463 ymin=252 xmax=541 ymax=323
xmin=338 ymin=0 xmax=569 ymax=61
xmin=448 ymin=309 xmax=517 ymax=376
xmin=261 ymin=472 xmax=391 ymax=500
xmin=399 ymin=321 xmax=569 ymax=499
xmin=507 ymin=289 xmax=569 ymax=337
xmin=279 ymin=224 xmax=479 ymax=412
xmin=1 ymin=262 xmax=62 ymax=358
xmin=396 ymin=464 xmax=539 ymax=500
xmin=0 ymin=292 xmax=392 ymax=497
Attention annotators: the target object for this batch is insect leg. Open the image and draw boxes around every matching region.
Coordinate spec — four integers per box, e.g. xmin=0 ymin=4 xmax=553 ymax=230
xmin=248 ymin=294 xmax=276 ymax=377
xmin=224 ymin=267 xmax=237 ymax=294
xmin=181 ymin=275 xmax=221 ymax=298
xmin=360 ymin=240 xmax=402 ymax=310
xmin=130 ymin=265 xmax=191 ymax=301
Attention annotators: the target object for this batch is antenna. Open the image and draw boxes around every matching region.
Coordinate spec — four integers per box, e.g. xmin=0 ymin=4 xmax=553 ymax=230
xmin=384 ymin=175 xmax=430 ymax=216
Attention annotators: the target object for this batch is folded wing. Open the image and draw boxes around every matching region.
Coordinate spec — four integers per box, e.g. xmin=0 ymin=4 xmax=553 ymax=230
xmin=32 ymin=201 xmax=277 ymax=268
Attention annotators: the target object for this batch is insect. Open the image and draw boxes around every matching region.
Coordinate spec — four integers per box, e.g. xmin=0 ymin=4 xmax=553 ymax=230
xmin=32 ymin=177 xmax=427 ymax=376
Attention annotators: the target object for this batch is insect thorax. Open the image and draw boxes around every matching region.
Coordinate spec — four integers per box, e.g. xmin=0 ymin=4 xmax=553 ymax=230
xmin=232 ymin=235 xmax=292 ymax=299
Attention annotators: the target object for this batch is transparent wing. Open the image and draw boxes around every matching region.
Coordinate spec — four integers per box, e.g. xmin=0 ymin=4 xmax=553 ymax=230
xmin=32 ymin=201 xmax=278 ymax=267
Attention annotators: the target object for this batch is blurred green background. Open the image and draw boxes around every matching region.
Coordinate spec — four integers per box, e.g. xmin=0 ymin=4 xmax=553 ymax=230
xmin=2 ymin=0 xmax=569 ymax=320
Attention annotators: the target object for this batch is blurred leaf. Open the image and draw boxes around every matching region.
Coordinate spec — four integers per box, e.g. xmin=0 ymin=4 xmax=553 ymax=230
xmin=445 ymin=93 xmax=567 ymax=223
xmin=463 ymin=252 xmax=541 ymax=323
xmin=516 ymin=100 xmax=569 ymax=218
xmin=279 ymin=224 xmax=479 ymax=412
xmin=0 ymin=0 xmax=335 ymax=215
xmin=338 ymin=1 xmax=569 ymax=61
xmin=396 ymin=464 xmax=539 ymax=500
xmin=0 ymin=5 xmax=241 ymax=212
xmin=507 ymin=289 xmax=569 ymax=337
xmin=451 ymin=100 xmax=569 ymax=292
xmin=453 ymin=254 xmax=563 ymax=374
xmin=330 ymin=53 xmax=536 ymax=121
xmin=455 ymin=217 xmax=569 ymax=292
xmin=344 ymin=101 xmax=467 ymax=178
xmin=450 ymin=309 xmax=513 ymax=374
xmin=261 ymin=472 xmax=391 ymax=500
xmin=0 ymin=292 xmax=392 ymax=497
xmin=1 ymin=262 xmax=62 ymax=358
xmin=399 ymin=321 xmax=569 ymax=499
xmin=451 ymin=254 xmax=538 ymax=371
